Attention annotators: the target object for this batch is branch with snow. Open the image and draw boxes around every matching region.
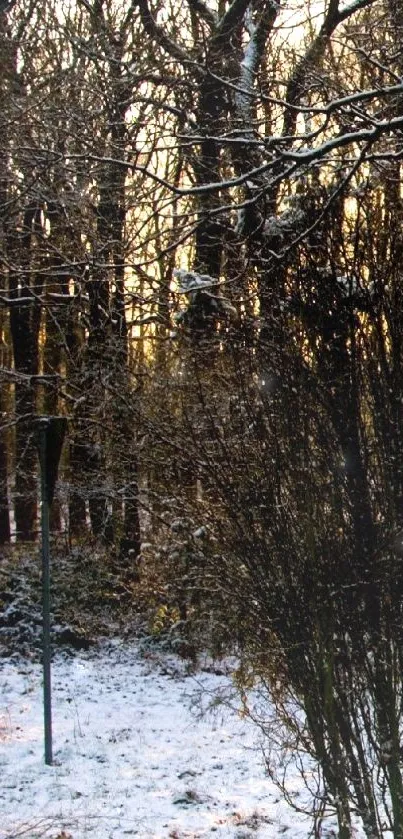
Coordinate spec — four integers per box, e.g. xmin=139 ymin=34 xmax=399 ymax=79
xmin=174 ymin=268 xmax=220 ymax=294
xmin=234 ymin=1 xmax=279 ymax=146
xmin=173 ymin=268 xmax=237 ymax=327
xmin=280 ymin=114 xmax=403 ymax=164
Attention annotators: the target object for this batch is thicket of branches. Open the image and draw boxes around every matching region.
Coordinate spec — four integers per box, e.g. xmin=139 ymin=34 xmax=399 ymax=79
xmin=1 ymin=0 xmax=403 ymax=835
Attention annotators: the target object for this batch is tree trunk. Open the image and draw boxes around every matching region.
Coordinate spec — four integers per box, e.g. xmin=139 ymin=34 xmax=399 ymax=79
xmin=9 ymin=207 xmax=42 ymax=541
xmin=0 ymin=378 xmax=10 ymax=544
xmin=0 ymin=13 xmax=14 ymax=544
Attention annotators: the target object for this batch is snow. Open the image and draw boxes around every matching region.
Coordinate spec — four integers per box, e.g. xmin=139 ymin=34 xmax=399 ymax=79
xmin=0 ymin=641 xmax=318 ymax=839
xmin=263 ymin=209 xmax=305 ymax=239
xmin=173 ymin=270 xmax=219 ymax=294
xmin=234 ymin=9 xmax=258 ymax=124
xmin=334 ymin=274 xmax=360 ymax=295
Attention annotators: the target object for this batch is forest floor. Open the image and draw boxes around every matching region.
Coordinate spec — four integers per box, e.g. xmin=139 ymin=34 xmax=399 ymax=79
xmin=0 ymin=546 xmax=362 ymax=839
xmin=0 ymin=638 xmax=340 ymax=839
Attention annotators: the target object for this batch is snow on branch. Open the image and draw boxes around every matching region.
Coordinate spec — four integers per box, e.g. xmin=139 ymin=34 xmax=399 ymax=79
xmin=306 ymin=83 xmax=403 ymax=118
xmin=263 ymin=208 xmax=306 ymax=240
xmin=235 ymin=2 xmax=279 ymax=124
xmin=173 ymin=269 xmax=237 ymax=329
xmin=137 ymin=105 xmax=403 ymax=200
xmin=281 ymin=114 xmax=403 ymax=163
xmin=174 ymin=269 xmax=220 ymax=294
xmin=202 ymin=77 xmax=403 ymax=122
xmin=235 ymin=8 xmax=258 ymax=122
xmin=337 ymin=0 xmax=376 ymax=22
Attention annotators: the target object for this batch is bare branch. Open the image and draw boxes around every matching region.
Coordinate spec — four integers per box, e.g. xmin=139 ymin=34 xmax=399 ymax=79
xmin=214 ymin=0 xmax=253 ymax=45
xmin=0 ymin=0 xmax=16 ymax=12
xmin=283 ymin=0 xmax=377 ymax=136
xmin=137 ymin=0 xmax=193 ymax=64
xmin=186 ymin=0 xmax=217 ymax=29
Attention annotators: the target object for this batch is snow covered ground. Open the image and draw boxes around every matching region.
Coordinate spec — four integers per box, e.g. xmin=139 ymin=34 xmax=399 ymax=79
xmin=0 ymin=641 xmax=325 ymax=839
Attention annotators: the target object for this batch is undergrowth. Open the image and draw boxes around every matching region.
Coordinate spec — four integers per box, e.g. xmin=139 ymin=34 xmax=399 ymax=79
xmin=0 ymin=539 xmax=152 ymax=660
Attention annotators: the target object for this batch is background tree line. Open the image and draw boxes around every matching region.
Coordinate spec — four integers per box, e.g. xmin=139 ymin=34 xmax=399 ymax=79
xmin=2 ymin=0 xmax=403 ymax=835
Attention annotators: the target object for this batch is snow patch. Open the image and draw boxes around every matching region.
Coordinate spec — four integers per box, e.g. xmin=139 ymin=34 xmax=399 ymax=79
xmin=0 ymin=642 xmax=341 ymax=838
xmin=174 ymin=269 xmax=219 ymax=294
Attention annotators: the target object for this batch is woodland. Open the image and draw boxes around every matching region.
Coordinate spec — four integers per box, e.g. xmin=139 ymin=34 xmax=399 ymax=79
xmin=1 ymin=0 xmax=403 ymax=835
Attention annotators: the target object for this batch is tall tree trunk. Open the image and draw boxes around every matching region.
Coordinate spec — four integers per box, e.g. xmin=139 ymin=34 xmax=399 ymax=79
xmin=67 ymin=295 xmax=88 ymax=539
xmin=0 ymin=367 xmax=11 ymax=544
xmin=110 ymin=149 xmax=141 ymax=560
xmin=0 ymin=41 xmax=10 ymax=542
xmin=43 ymin=199 xmax=73 ymax=532
xmin=9 ymin=207 xmax=42 ymax=541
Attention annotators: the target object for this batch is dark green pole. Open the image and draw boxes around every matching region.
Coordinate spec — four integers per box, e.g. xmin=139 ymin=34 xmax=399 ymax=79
xmin=36 ymin=415 xmax=67 ymax=766
xmin=38 ymin=419 xmax=53 ymax=766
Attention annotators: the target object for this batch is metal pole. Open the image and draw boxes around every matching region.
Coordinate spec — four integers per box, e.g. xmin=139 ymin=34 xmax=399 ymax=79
xmin=38 ymin=420 xmax=53 ymax=765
